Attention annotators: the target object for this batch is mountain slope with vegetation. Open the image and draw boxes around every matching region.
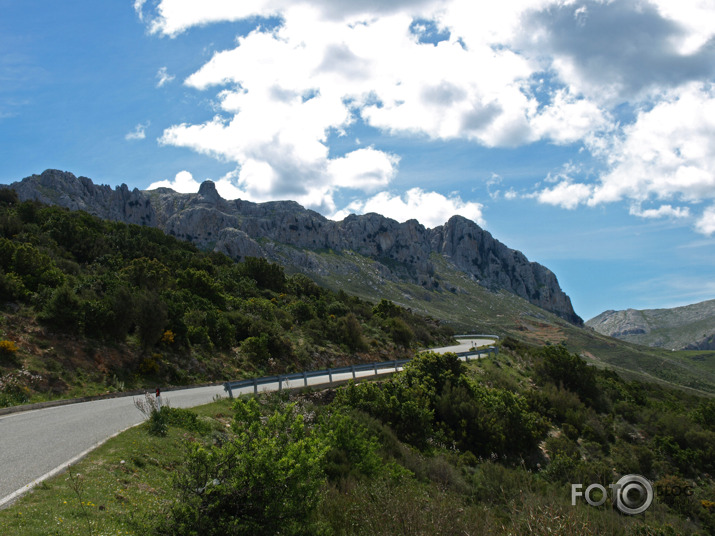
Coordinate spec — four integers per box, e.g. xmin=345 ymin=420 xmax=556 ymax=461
xmin=0 ymin=189 xmax=453 ymax=405
xmin=587 ymin=300 xmax=715 ymax=351
xmin=2 ymin=185 xmax=715 ymax=399
xmin=9 ymin=169 xmax=582 ymax=325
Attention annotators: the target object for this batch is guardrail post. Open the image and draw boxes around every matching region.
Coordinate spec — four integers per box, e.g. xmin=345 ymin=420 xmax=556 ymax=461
xmin=393 ymin=360 xmax=398 ymax=371
xmin=253 ymin=378 xmax=258 ymax=395
xmin=224 ymin=382 xmax=233 ymax=399
xmin=328 ymin=368 xmax=333 ymax=384
xmin=279 ymin=376 xmax=283 ymax=391
xmin=373 ymin=363 xmax=377 ymax=375
xmin=351 ymin=365 xmax=356 ymax=379
xmin=303 ymin=371 xmax=308 ymax=387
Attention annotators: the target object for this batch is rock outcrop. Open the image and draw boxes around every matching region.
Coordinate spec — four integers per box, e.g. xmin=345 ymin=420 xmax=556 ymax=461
xmin=587 ymin=300 xmax=715 ymax=349
xmin=9 ymin=169 xmax=583 ymax=324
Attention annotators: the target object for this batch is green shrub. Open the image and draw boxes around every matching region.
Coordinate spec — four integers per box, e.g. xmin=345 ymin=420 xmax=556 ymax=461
xmin=0 ymin=369 xmax=41 ymax=407
xmin=336 ymin=312 xmax=368 ymax=352
xmin=537 ymin=345 xmax=599 ymax=406
xmin=322 ymin=411 xmax=384 ymax=481
xmin=0 ymin=269 xmax=28 ymax=303
xmin=386 ymin=317 xmax=414 ymax=347
xmin=162 ymin=407 xmax=213 ymax=435
xmin=157 ymin=398 xmax=327 ymax=536
xmin=0 ymin=188 xmax=18 ymax=205
xmin=335 ymin=379 xmax=434 ymax=449
xmin=38 ymin=284 xmax=83 ymax=332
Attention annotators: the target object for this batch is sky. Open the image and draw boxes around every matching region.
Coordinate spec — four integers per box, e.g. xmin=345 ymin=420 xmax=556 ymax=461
xmin=1 ymin=0 xmax=715 ymax=321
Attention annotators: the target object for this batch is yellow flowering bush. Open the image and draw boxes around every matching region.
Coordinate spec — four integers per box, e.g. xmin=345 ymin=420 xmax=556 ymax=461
xmin=0 ymin=339 xmax=18 ymax=356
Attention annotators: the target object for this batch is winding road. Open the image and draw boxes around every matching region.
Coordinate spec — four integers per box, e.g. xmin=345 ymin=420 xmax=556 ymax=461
xmin=0 ymin=337 xmax=494 ymax=508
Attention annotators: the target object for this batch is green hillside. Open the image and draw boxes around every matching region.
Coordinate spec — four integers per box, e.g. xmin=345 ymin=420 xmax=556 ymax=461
xmin=309 ymin=246 xmax=715 ymax=395
xmin=1 ymin=188 xmax=714 ymax=402
xmin=0 ymin=192 xmax=453 ymax=405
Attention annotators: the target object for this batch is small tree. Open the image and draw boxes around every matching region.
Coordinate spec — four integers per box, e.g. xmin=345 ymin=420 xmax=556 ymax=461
xmin=39 ymin=284 xmax=83 ymax=333
xmin=387 ymin=317 xmax=414 ymax=348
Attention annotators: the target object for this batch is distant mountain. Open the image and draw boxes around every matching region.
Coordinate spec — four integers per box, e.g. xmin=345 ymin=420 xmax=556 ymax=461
xmin=9 ymin=169 xmax=582 ymax=326
xmin=586 ymin=299 xmax=715 ymax=350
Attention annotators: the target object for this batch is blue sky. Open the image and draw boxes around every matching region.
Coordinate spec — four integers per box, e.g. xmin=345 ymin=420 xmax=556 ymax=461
xmin=2 ymin=0 xmax=715 ymax=321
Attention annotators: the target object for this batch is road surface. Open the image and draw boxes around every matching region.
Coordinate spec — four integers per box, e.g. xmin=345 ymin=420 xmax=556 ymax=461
xmin=0 ymin=337 xmax=494 ymax=508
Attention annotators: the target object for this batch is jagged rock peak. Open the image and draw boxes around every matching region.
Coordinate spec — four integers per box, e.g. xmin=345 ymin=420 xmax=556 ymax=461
xmin=198 ymin=180 xmax=220 ymax=202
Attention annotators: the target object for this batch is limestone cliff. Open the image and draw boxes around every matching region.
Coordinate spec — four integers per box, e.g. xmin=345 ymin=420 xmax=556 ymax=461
xmin=10 ymin=169 xmax=583 ymax=324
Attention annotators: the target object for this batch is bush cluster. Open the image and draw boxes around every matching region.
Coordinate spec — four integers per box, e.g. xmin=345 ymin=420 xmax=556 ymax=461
xmin=124 ymin=337 xmax=715 ymax=535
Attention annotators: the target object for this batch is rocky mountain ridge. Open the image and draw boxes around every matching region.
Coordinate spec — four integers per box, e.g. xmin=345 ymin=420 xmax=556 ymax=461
xmin=9 ymin=169 xmax=582 ymax=325
xmin=586 ymin=300 xmax=715 ymax=350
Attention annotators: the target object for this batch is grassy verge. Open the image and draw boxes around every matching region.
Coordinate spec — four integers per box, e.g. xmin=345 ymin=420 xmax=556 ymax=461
xmin=0 ymin=397 xmax=234 ymax=536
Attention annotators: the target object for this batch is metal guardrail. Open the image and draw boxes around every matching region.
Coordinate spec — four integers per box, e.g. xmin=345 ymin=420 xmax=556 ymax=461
xmin=223 ymin=346 xmax=498 ymax=397
xmin=454 ymin=334 xmax=501 ymax=340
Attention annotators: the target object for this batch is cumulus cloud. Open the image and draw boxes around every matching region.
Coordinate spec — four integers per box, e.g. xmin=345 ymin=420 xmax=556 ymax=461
xmin=332 ymin=188 xmax=484 ymax=228
xmin=148 ymin=2 xmax=557 ymax=214
xmin=529 ymin=82 xmax=715 ymax=231
xmin=125 ymin=121 xmax=149 ymax=140
xmin=695 ymin=206 xmax=715 ymax=235
xmin=537 ymin=181 xmax=593 ymax=210
xmin=520 ymin=0 xmax=715 ymax=102
xmin=328 ymin=148 xmax=400 ymax=192
xmin=139 ymin=0 xmax=715 ymax=232
xmin=148 ymin=170 xmax=201 ymax=193
xmin=589 ymin=83 xmax=715 ymax=205
xmin=145 ymin=0 xmax=440 ymax=36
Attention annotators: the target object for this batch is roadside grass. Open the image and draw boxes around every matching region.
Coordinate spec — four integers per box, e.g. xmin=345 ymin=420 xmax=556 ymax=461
xmin=0 ymin=397 xmax=235 ymax=536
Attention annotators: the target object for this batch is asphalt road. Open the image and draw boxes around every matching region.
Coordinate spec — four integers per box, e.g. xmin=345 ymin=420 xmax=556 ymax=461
xmin=0 ymin=337 xmax=494 ymax=508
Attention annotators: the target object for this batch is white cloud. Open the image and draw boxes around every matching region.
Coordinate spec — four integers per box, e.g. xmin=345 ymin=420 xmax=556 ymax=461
xmin=146 ymin=0 xmax=441 ymax=36
xmin=328 ymin=148 xmax=399 ymax=192
xmin=151 ymin=3 xmax=554 ymax=214
xmin=148 ymin=170 xmax=201 ymax=193
xmin=650 ymin=0 xmax=715 ymax=54
xmin=125 ymin=121 xmax=149 ymax=140
xmin=519 ymin=0 xmax=715 ymax=103
xmin=504 ymin=188 xmax=518 ymax=200
xmin=156 ymin=67 xmax=175 ymax=88
xmin=529 ymin=88 xmax=612 ymax=145
xmin=537 ymin=181 xmax=593 ymax=210
xmin=332 ymin=188 xmax=484 ymax=228
xmin=629 ymin=204 xmax=691 ymax=219
xmin=695 ymin=205 xmax=715 ymax=235
xmin=531 ymin=83 xmax=715 ymax=230
xmin=589 ymin=83 xmax=715 ymax=206
xmin=146 ymin=0 xmax=275 ymax=37
xmin=139 ymin=0 xmax=715 ymax=232
xmin=133 ymin=0 xmax=148 ymax=21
